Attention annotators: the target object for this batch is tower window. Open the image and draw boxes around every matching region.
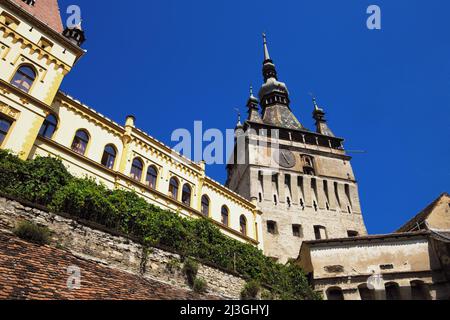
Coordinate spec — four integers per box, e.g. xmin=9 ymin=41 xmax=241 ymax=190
xmin=221 ymin=206 xmax=229 ymax=226
xmin=240 ymin=215 xmax=247 ymax=236
xmin=267 ymin=221 xmax=277 ymax=235
xmin=38 ymin=114 xmax=58 ymax=139
xmin=313 ymin=201 xmax=318 ymax=212
xmin=347 ymin=231 xmax=359 ymax=238
xmin=258 ymin=192 xmax=262 ymax=202
xmin=169 ymin=177 xmax=179 ymax=200
xmin=292 ymin=225 xmax=303 ymax=238
xmin=11 ymin=65 xmax=36 ymax=93
xmin=181 ymin=184 xmax=192 ymax=206
xmin=130 ymin=158 xmax=144 ymax=181
xmin=0 ymin=116 xmax=13 ymax=146
xmin=201 ymin=195 xmax=210 ymax=217
xmin=101 ymin=144 xmax=117 ymax=170
xmin=314 ymin=225 xmax=327 ymax=240
xmin=71 ymin=129 xmax=89 ymax=155
xmin=145 ymin=166 xmax=158 ymax=190
xmin=287 ymin=197 xmax=291 ymax=207
xmin=274 ymin=195 xmax=278 ymax=205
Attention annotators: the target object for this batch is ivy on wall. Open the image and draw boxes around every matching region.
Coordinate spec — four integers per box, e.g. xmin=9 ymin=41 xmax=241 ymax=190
xmin=0 ymin=150 xmax=320 ymax=300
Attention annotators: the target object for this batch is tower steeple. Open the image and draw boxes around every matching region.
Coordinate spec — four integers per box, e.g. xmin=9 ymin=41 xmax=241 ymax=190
xmin=262 ymin=33 xmax=278 ymax=81
xmin=246 ymin=85 xmax=262 ymax=123
xmin=258 ymin=33 xmax=303 ymax=130
xmin=312 ymin=97 xmax=335 ymax=137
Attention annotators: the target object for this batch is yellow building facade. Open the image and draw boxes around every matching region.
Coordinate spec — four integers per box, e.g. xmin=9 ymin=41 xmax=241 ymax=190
xmin=0 ymin=0 xmax=262 ymax=248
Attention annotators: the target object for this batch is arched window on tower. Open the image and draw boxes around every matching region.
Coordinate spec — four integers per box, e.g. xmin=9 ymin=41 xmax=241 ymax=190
xmin=71 ymin=129 xmax=89 ymax=155
xmin=11 ymin=65 xmax=36 ymax=93
xmin=101 ymin=144 xmax=117 ymax=169
xmin=38 ymin=114 xmax=58 ymax=139
xmin=240 ymin=215 xmax=247 ymax=236
xmin=145 ymin=166 xmax=158 ymax=190
xmin=201 ymin=195 xmax=210 ymax=217
xmin=169 ymin=177 xmax=179 ymax=200
xmin=221 ymin=206 xmax=229 ymax=226
xmin=130 ymin=158 xmax=143 ymax=181
xmin=181 ymin=184 xmax=192 ymax=206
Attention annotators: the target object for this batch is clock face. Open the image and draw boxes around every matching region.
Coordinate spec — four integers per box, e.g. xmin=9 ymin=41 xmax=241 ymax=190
xmin=273 ymin=149 xmax=296 ymax=168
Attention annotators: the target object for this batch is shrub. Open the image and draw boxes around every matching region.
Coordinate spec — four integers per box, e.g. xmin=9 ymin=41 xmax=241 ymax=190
xmin=0 ymin=150 xmax=71 ymax=205
xmin=182 ymin=257 xmax=199 ymax=287
xmin=193 ymin=278 xmax=208 ymax=294
xmin=13 ymin=221 xmax=51 ymax=245
xmin=241 ymin=280 xmax=261 ymax=300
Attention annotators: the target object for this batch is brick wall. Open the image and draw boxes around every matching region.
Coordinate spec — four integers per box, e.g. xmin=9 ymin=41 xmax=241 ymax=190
xmin=0 ymin=196 xmax=246 ymax=299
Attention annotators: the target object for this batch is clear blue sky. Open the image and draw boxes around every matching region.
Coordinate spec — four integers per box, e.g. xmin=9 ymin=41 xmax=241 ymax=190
xmin=57 ymin=0 xmax=449 ymax=234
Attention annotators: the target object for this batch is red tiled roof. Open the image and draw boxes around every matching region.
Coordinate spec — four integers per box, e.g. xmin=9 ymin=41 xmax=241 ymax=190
xmin=0 ymin=232 xmax=220 ymax=300
xmin=10 ymin=0 xmax=64 ymax=33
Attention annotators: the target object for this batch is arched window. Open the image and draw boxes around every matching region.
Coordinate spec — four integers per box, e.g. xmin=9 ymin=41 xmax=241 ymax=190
xmin=240 ymin=215 xmax=247 ymax=236
xmin=39 ymin=114 xmax=58 ymax=139
xmin=411 ymin=281 xmax=431 ymax=300
xmin=201 ymin=195 xmax=210 ymax=217
xmin=385 ymin=282 xmax=401 ymax=300
xmin=221 ymin=206 xmax=229 ymax=226
xmin=101 ymin=144 xmax=117 ymax=169
xmin=130 ymin=158 xmax=143 ymax=181
xmin=181 ymin=184 xmax=192 ymax=206
xmin=169 ymin=177 xmax=179 ymax=200
xmin=145 ymin=166 xmax=158 ymax=190
xmin=358 ymin=284 xmax=375 ymax=300
xmin=11 ymin=65 xmax=36 ymax=93
xmin=327 ymin=287 xmax=344 ymax=300
xmin=71 ymin=129 xmax=89 ymax=155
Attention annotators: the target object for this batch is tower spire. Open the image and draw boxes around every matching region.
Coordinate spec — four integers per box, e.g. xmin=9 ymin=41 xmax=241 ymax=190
xmin=257 ymin=34 xmax=303 ymax=130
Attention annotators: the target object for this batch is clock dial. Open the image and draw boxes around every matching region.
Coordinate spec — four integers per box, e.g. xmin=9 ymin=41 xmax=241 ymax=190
xmin=274 ymin=150 xmax=296 ymax=168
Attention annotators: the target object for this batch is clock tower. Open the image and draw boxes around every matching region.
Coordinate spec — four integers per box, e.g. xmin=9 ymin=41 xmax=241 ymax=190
xmin=226 ymin=35 xmax=367 ymax=262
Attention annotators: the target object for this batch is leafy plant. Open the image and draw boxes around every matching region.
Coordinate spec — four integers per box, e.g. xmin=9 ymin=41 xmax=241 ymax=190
xmin=193 ymin=278 xmax=208 ymax=294
xmin=241 ymin=280 xmax=261 ymax=300
xmin=13 ymin=221 xmax=51 ymax=245
xmin=182 ymin=257 xmax=199 ymax=287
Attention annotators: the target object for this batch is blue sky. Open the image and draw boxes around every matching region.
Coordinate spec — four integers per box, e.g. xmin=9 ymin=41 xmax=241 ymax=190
xmin=57 ymin=0 xmax=450 ymax=234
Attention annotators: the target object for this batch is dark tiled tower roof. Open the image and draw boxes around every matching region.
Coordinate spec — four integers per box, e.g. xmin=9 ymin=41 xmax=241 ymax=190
xmin=10 ymin=0 xmax=64 ymax=32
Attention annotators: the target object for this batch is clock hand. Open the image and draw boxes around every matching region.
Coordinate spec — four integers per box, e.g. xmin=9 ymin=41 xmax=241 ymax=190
xmin=282 ymin=152 xmax=288 ymax=163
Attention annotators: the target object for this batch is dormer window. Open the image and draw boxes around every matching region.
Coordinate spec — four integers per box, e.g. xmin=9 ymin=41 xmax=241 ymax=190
xmin=22 ymin=0 xmax=36 ymax=6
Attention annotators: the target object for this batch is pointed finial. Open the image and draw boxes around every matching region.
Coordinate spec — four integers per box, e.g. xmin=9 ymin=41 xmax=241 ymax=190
xmin=234 ymin=107 xmax=242 ymax=123
xmin=263 ymin=32 xmax=271 ymax=61
xmin=309 ymin=92 xmax=320 ymax=111
xmin=249 ymin=85 xmax=254 ymax=97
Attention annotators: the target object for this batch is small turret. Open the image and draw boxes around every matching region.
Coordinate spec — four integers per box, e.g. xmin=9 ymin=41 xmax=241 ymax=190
xmin=246 ymin=86 xmax=262 ymax=123
xmin=63 ymin=22 xmax=86 ymax=47
xmin=312 ymin=97 xmax=335 ymax=137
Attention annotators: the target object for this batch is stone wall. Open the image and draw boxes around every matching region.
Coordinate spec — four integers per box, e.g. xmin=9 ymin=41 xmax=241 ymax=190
xmin=0 ymin=196 xmax=246 ymax=299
